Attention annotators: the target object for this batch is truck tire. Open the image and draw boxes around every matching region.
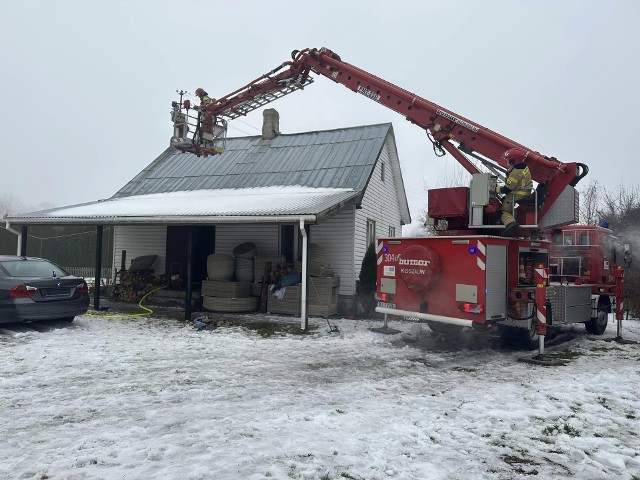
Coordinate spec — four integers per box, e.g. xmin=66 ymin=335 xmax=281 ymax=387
xmin=585 ymin=311 xmax=608 ymax=335
xmin=520 ymin=318 xmax=540 ymax=350
xmin=498 ymin=321 xmax=538 ymax=350
xmin=427 ymin=321 xmax=463 ymax=336
xmin=585 ymin=298 xmax=609 ymax=335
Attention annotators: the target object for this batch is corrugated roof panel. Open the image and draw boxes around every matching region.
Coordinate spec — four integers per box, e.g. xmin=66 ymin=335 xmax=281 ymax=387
xmin=110 ymin=123 xmax=390 ymax=198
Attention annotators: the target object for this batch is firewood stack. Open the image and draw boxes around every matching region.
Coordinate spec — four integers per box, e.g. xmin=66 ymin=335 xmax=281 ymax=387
xmin=111 ymin=271 xmax=165 ymax=302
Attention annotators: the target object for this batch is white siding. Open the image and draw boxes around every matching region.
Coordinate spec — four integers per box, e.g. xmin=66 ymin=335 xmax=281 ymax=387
xmin=311 ymin=207 xmax=356 ymax=295
xmin=355 ymin=140 xmax=403 ymax=279
xmin=215 ymin=224 xmax=280 ymax=257
xmin=113 ymin=225 xmax=167 ymax=274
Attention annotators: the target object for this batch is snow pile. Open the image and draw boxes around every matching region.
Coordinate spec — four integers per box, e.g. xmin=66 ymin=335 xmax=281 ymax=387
xmin=1 ymin=316 xmax=639 ymax=479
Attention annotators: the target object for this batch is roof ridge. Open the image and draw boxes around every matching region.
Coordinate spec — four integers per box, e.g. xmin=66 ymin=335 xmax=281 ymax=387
xmin=225 ymin=122 xmax=392 ymax=140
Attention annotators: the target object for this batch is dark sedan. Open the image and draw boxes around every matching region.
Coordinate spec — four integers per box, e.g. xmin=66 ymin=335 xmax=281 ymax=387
xmin=0 ymin=256 xmax=90 ymax=324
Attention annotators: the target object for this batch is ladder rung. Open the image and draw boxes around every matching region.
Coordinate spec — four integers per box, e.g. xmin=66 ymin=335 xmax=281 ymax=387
xmin=220 ymin=77 xmax=314 ymax=120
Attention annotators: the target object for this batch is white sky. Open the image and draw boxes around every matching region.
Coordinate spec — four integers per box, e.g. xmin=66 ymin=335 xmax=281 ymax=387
xmin=1 ymin=314 xmax=639 ymax=479
xmin=2 ymin=1 xmax=639 ymax=223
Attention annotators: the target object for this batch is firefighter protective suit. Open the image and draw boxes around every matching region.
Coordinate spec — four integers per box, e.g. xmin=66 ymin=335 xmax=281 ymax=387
xmin=497 ymin=162 xmax=533 ymax=227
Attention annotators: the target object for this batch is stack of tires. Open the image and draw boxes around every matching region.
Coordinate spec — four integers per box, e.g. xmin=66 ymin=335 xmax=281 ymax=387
xmin=202 ymin=249 xmax=259 ymax=312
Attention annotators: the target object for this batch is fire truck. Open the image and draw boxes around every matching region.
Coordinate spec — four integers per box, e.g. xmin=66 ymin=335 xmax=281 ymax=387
xmin=170 ymin=47 xmax=630 ymax=349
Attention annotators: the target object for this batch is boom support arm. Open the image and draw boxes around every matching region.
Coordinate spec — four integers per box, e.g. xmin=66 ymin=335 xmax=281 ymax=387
xmin=177 ymin=47 xmax=587 ymax=224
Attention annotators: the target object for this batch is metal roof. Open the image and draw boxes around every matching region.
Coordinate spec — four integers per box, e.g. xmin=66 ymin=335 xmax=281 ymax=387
xmin=114 ymin=123 xmax=391 ymax=198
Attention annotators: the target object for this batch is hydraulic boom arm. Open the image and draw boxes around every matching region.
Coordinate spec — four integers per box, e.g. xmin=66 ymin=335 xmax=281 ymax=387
xmin=173 ymin=47 xmax=587 ymax=224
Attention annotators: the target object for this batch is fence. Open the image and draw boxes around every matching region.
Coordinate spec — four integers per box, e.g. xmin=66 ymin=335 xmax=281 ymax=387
xmin=65 ymin=266 xmax=115 ymax=285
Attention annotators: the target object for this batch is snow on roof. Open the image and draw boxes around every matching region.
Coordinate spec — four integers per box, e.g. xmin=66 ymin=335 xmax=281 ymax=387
xmin=7 ymin=186 xmax=359 ymax=224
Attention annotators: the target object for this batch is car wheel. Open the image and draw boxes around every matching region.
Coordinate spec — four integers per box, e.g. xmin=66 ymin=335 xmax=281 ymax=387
xmin=585 ymin=309 xmax=608 ymax=335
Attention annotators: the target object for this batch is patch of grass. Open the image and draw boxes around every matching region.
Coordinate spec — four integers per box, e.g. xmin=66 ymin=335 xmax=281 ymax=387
xmin=549 ymin=349 xmax=582 ymax=360
xmin=452 ymin=366 xmax=478 ymax=372
xmin=320 ymin=472 xmax=332 ymax=480
xmin=501 ymin=455 xmax=539 ymax=476
xmin=407 ymin=357 xmax=431 ymax=366
xmin=625 ymin=411 xmax=636 ymax=419
xmin=241 ymin=322 xmax=317 ymax=337
xmin=340 ymin=473 xmax=361 ymax=480
xmin=542 ymin=423 xmax=580 ymax=437
xmin=569 ymin=403 xmax=582 ymax=413
xmin=597 ymin=397 xmax=611 ymax=410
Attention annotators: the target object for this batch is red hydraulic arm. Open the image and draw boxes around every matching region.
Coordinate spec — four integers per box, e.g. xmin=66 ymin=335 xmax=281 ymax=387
xmin=182 ymin=47 xmax=588 ymax=223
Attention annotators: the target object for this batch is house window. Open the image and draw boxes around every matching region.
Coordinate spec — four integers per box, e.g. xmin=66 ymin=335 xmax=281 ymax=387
xmin=388 ymin=226 xmax=396 ymax=237
xmin=366 ymin=219 xmax=376 ymax=246
xmin=381 ymin=162 xmax=385 ymax=182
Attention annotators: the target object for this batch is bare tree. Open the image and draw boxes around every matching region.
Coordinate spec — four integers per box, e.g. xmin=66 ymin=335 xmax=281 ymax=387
xmin=0 ymin=193 xmax=26 ymax=218
xmin=579 ymin=179 xmax=601 ymax=225
xmin=597 ymin=184 xmax=640 ymax=317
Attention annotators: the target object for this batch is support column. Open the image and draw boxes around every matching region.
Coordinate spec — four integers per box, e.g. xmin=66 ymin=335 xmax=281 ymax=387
xmin=185 ymin=226 xmax=194 ymax=321
xmin=93 ymin=225 xmax=103 ymax=310
xmin=534 ymin=264 xmax=549 ymax=359
xmin=20 ymin=226 xmax=27 ymax=256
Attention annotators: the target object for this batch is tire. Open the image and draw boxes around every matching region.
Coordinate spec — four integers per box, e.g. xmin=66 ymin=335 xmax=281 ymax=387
xmin=498 ymin=320 xmax=538 ymax=350
xmin=58 ymin=317 xmax=75 ymax=323
xmin=585 ymin=309 xmax=608 ymax=335
xmin=519 ymin=318 xmax=540 ymax=349
xmin=427 ymin=321 xmax=464 ymax=336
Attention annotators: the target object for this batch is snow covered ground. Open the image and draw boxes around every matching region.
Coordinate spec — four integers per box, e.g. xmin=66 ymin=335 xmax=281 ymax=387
xmin=1 ymin=313 xmax=639 ymax=480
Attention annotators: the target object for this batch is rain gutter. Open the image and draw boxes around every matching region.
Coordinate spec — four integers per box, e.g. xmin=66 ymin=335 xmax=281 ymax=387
xmin=4 ymin=214 xmax=318 ymax=226
xmin=299 ymin=219 xmax=308 ymax=330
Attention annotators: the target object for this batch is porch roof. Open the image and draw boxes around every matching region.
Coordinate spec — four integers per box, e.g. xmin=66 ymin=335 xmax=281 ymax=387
xmin=5 ymin=186 xmax=360 ymax=225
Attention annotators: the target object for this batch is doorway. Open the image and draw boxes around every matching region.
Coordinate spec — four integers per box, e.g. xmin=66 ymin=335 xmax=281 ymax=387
xmin=165 ymin=226 xmax=215 ymax=289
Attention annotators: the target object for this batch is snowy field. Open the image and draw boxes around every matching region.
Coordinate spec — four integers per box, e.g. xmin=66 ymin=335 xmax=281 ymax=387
xmin=1 ymin=313 xmax=639 ymax=480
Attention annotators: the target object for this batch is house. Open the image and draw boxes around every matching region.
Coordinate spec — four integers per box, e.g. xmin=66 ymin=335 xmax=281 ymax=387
xmin=5 ymin=112 xmax=411 ymax=323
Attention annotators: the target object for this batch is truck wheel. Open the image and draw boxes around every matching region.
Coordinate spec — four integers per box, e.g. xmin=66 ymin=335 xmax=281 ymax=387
xmin=498 ymin=321 xmax=538 ymax=349
xmin=520 ymin=319 xmax=539 ymax=350
xmin=427 ymin=321 xmax=463 ymax=336
xmin=585 ymin=310 xmax=608 ymax=335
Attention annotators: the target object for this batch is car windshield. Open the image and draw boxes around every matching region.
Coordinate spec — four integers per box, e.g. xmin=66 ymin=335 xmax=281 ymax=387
xmin=0 ymin=259 xmax=70 ymax=278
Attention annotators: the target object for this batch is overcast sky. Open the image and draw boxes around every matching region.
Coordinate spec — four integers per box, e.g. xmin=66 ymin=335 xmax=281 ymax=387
xmin=1 ymin=0 xmax=638 ymax=223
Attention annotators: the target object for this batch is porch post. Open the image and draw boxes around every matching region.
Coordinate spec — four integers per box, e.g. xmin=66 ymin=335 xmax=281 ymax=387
xmin=93 ymin=225 xmax=103 ymax=310
xmin=185 ymin=226 xmax=194 ymax=321
xmin=20 ymin=225 xmax=27 ymax=256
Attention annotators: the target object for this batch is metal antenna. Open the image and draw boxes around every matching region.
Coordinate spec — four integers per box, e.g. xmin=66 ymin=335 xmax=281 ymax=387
xmin=176 ymin=89 xmax=187 ymax=107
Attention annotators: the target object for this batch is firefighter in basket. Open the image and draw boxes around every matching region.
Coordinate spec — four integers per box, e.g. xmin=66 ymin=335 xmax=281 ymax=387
xmin=496 ymin=148 xmax=533 ymax=236
xmin=195 ymin=87 xmax=215 ymax=149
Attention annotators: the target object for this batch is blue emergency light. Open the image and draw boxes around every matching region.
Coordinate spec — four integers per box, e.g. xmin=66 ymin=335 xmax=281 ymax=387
xmin=468 ymin=247 xmax=478 ymax=254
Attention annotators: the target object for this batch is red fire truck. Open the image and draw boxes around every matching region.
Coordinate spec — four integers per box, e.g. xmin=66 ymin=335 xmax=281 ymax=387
xmin=170 ymin=47 xmax=630 ymax=349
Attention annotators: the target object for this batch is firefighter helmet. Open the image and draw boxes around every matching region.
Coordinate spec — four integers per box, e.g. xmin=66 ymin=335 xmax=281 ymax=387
xmin=503 ymin=147 xmax=527 ymax=165
xmin=195 ymin=88 xmax=208 ymax=97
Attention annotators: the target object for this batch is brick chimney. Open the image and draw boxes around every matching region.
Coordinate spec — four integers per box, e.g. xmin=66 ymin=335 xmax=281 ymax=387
xmin=262 ymin=108 xmax=280 ymax=140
